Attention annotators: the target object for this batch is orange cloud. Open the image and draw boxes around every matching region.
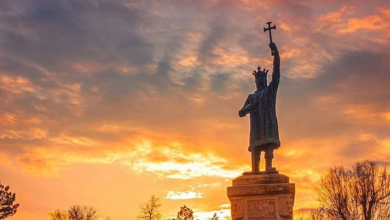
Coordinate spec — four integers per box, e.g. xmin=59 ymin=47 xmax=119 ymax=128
xmin=0 ymin=112 xmax=16 ymax=124
xmin=130 ymin=141 xmax=246 ymax=180
xmin=319 ymin=6 xmax=390 ymax=38
xmin=340 ymin=15 xmax=385 ymax=33
xmin=319 ymin=6 xmax=356 ymax=25
xmin=342 ymin=104 xmax=390 ymax=126
xmin=1 ymin=128 xmax=47 ymax=140
xmin=0 ymin=75 xmax=35 ymax=94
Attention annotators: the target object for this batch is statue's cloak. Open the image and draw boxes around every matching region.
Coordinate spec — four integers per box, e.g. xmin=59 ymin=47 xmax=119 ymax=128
xmin=241 ymin=53 xmax=280 ymax=151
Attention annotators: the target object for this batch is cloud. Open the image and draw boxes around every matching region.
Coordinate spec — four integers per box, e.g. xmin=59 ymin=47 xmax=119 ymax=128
xmin=130 ymin=141 xmax=246 ymax=180
xmin=12 ymin=137 xmax=246 ymax=179
xmin=319 ymin=6 xmax=390 ymax=35
xmin=192 ymin=207 xmax=231 ymax=220
xmin=166 ymin=191 xmax=203 ymax=200
xmin=209 ymin=73 xmax=231 ymax=92
xmin=0 ymin=75 xmax=36 ymax=94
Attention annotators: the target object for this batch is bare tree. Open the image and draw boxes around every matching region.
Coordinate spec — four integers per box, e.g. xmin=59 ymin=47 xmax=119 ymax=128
xmin=316 ymin=161 xmax=390 ymax=220
xmin=0 ymin=182 xmax=19 ymax=219
xmin=68 ymin=205 xmax=98 ymax=220
xmin=316 ymin=166 xmax=356 ymax=220
xmin=49 ymin=209 xmax=68 ymax=220
xmin=49 ymin=206 xmax=99 ymax=220
xmin=351 ymin=161 xmax=390 ymax=220
xmin=138 ymin=195 xmax=162 ymax=220
xmin=176 ymin=206 xmax=193 ymax=220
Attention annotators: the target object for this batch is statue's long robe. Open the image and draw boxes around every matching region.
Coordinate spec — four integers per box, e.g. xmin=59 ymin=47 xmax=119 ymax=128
xmin=241 ymin=51 xmax=280 ymax=151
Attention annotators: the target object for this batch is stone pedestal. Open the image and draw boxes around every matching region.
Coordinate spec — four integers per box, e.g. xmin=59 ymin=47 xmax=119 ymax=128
xmin=227 ymin=173 xmax=295 ymax=220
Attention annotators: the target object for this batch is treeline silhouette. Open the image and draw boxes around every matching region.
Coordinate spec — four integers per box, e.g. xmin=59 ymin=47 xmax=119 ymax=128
xmin=48 ymin=195 xmax=219 ymax=220
xmin=138 ymin=195 xmax=219 ymax=220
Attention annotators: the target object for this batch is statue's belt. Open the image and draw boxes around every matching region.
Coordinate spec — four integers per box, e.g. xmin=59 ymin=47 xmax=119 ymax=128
xmin=249 ymin=139 xmax=281 ymax=149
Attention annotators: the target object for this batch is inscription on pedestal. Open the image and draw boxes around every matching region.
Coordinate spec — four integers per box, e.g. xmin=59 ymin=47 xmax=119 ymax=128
xmin=279 ymin=195 xmax=293 ymax=217
xmin=231 ymin=199 xmax=244 ymax=220
xmin=248 ymin=199 xmax=275 ymax=219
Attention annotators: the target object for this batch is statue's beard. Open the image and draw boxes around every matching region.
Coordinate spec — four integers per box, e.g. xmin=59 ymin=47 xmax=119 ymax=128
xmin=256 ymin=81 xmax=267 ymax=91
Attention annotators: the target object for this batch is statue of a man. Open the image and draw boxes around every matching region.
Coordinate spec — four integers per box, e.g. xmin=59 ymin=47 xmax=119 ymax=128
xmin=239 ymin=42 xmax=280 ymax=173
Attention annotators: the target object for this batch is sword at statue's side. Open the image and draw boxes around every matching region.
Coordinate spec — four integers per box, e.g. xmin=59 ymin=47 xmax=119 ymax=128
xmin=264 ymin=21 xmax=276 ymax=56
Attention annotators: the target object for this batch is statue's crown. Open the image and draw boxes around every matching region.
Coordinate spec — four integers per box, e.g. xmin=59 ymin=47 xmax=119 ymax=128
xmin=253 ymin=66 xmax=268 ymax=82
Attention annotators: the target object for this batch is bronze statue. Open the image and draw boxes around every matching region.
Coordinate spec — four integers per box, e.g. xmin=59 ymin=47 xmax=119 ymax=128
xmin=239 ymin=41 xmax=280 ymax=174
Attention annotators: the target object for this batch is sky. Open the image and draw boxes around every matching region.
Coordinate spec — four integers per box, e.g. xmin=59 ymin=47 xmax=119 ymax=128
xmin=1 ymin=0 xmax=390 ymax=219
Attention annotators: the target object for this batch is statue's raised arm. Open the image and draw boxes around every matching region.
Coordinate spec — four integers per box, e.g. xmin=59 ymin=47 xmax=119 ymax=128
xmin=268 ymin=42 xmax=280 ymax=93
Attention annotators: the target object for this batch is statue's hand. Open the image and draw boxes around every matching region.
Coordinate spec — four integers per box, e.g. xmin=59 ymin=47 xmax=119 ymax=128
xmin=269 ymin=42 xmax=278 ymax=52
xmin=239 ymin=110 xmax=246 ymax=117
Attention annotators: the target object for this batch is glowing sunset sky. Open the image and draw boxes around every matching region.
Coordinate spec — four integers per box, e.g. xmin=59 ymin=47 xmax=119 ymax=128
xmin=1 ymin=0 xmax=390 ymax=219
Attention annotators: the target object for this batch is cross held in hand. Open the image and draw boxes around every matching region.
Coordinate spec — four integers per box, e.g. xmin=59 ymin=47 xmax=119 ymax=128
xmin=264 ymin=21 xmax=276 ymax=55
